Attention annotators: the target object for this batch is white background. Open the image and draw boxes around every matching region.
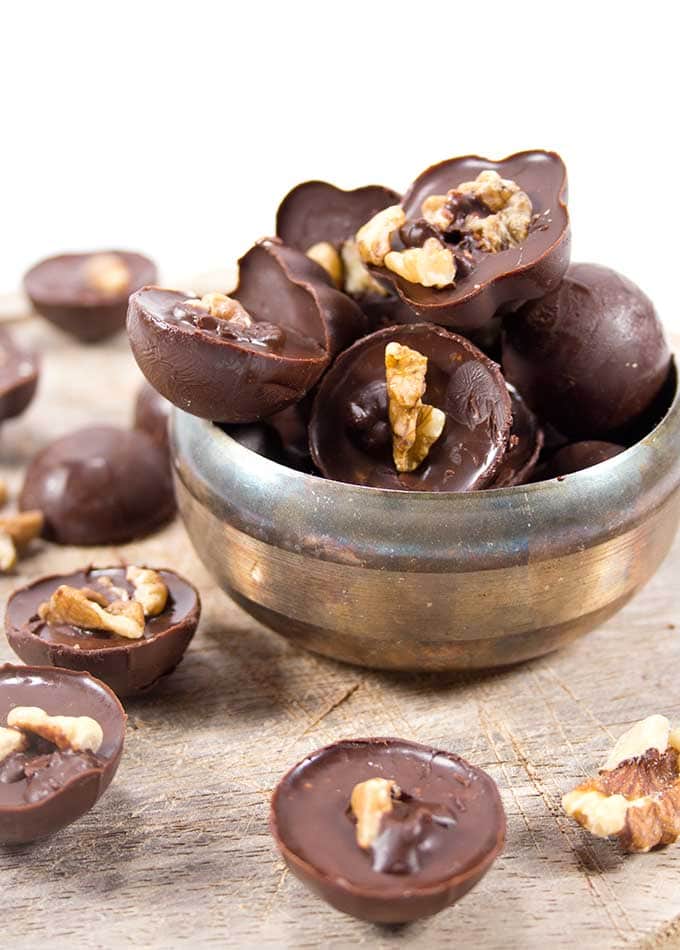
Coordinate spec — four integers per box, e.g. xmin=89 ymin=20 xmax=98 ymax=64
xmin=2 ymin=1 xmax=678 ymax=333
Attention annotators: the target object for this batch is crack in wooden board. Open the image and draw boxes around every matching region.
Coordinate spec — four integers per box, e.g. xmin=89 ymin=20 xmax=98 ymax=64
xmin=1 ymin=320 xmax=679 ymax=948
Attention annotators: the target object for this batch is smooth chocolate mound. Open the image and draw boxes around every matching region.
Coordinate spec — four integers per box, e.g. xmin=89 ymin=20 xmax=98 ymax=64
xmin=0 ymin=664 xmax=125 ymax=844
xmin=133 ymin=380 xmax=172 ymax=452
xmin=19 ymin=426 xmax=176 ymax=545
xmin=24 ymin=251 xmax=157 ymax=343
xmin=488 ymin=384 xmax=544 ymax=488
xmin=310 ymin=324 xmax=511 ymax=491
xmin=5 ymin=567 xmax=201 ymax=697
xmin=271 ymin=737 xmax=506 ymax=923
xmin=368 ymin=151 xmax=570 ymax=331
xmin=503 ymin=263 xmax=672 ymax=439
xmin=127 ymin=240 xmax=365 ymax=423
xmin=545 ymin=440 xmax=626 ymax=478
xmin=0 ymin=328 xmax=40 ymax=422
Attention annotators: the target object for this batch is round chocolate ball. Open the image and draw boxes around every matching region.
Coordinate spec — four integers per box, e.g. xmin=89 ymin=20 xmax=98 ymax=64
xmin=19 ymin=426 xmax=176 ymax=545
xmin=503 ymin=263 xmax=671 ymax=439
xmin=546 ymin=440 xmax=625 ymax=478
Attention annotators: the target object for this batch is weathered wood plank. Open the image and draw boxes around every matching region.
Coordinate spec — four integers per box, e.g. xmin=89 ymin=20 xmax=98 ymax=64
xmin=1 ymin=317 xmax=679 ymax=949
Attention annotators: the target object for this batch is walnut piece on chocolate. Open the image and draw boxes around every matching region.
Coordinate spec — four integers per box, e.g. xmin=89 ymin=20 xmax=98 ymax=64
xmin=126 ymin=566 xmax=168 ymax=617
xmin=385 ymin=342 xmax=445 ymax=473
xmin=0 ymin=725 xmax=29 ymax=761
xmin=350 ymin=777 xmax=401 ymax=849
xmin=39 ymin=585 xmax=146 ymax=640
xmin=356 ymin=205 xmax=405 ymax=267
xmin=83 ymin=253 xmax=131 ymax=296
xmin=306 ymin=242 xmax=343 ymax=289
xmin=7 ymin=706 xmax=103 ymax=753
xmin=384 ymin=238 xmax=456 ymax=289
xmin=562 ymin=714 xmax=680 ymax=852
xmin=184 ymin=292 xmax=253 ymax=328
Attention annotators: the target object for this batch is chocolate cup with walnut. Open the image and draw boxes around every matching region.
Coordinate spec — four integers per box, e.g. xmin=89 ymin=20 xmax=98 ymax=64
xmin=127 ymin=239 xmax=366 ymax=423
xmin=365 ymin=151 xmax=570 ymax=332
xmin=563 ymin=715 xmax=680 ymax=852
xmin=0 ymin=664 xmax=126 ymax=844
xmin=5 ymin=567 xmax=201 ymax=698
xmin=24 ymin=251 xmax=157 ymax=343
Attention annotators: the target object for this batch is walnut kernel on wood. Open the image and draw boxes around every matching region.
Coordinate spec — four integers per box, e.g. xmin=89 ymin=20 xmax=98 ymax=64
xmin=562 ymin=714 xmax=680 ymax=852
xmin=385 ymin=342 xmax=446 ymax=473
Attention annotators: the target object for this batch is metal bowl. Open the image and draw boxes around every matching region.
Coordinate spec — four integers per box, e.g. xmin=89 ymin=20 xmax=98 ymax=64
xmin=170 ymin=365 xmax=680 ymax=671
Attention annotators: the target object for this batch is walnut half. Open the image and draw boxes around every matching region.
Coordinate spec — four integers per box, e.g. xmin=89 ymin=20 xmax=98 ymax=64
xmin=350 ymin=777 xmax=401 ymax=849
xmin=7 ymin=706 xmax=103 ymax=754
xmin=385 ymin=342 xmax=446 ymax=473
xmin=562 ymin=715 xmax=680 ymax=852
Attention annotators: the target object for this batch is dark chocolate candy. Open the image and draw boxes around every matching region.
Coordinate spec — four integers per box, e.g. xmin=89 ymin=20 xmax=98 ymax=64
xmin=270 ymin=737 xmax=505 ymax=923
xmin=369 ymin=151 xmax=570 ymax=332
xmin=503 ymin=263 xmax=672 ymax=439
xmin=0 ymin=328 xmax=40 ymax=422
xmin=309 ymin=324 xmax=511 ymax=491
xmin=19 ymin=426 xmax=176 ymax=545
xmin=127 ymin=239 xmax=365 ymax=423
xmin=277 ymin=180 xmax=400 ymax=252
xmin=0 ymin=664 xmax=125 ymax=844
xmin=264 ymin=397 xmax=314 ymax=470
xmin=545 ymin=440 xmax=625 ymax=478
xmin=218 ymin=422 xmax=287 ymax=464
xmin=24 ymin=251 xmax=157 ymax=343
xmin=133 ymin=380 xmax=172 ymax=452
xmin=5 ymin=567 xmax=200 ymax=697
xmin=276 ymin=180 xmax=416 ymax=330
xmin=489 ymin=384 xmax=544 ymax=488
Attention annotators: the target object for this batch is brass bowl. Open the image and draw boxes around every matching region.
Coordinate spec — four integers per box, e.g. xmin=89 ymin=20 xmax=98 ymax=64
xmin=171 ymin=365 xmax=680 ymax=671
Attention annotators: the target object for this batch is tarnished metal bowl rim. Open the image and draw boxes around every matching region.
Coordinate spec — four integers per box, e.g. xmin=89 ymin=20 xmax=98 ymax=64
xmin=171 ymin=360 xmax=680 ymax=573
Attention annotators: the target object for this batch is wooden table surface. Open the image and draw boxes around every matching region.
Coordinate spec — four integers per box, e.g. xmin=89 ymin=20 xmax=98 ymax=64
xmin=2 ymin=312 xmax=680 ymax=950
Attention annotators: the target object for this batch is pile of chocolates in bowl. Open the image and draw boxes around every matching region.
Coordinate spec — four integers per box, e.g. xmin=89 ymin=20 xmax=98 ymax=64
xmin=1 ymin=150 xmax=678 ymax=927
xmin=128 ymin=150 xmax=671 ymax=490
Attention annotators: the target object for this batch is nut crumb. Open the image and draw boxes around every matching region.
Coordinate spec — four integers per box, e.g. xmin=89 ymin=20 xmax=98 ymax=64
xmin=83 ymin=253 xmax=131 ymax=296
xmin=306 ymin=242 xmax=343 ymax=289
xmin=350 ymin=777 xmax=400 ymax=848
xmin=185 ymin=292 xmax=252 ymax=328
xmin=356 ymin=205 xmax=405 ymax=267
xmin=563 ymin=715 xmax=680 ymax=852
xmin=7 ymin=706 xmax=103 ymax=753
xmin=39 ymin=585 xmax=145 ymax=640
xmin=385 ymin=342 xmax=446 ymax=473
xmin=384 ymin=237 xmax=456 ymax=289
xmin=0 ymin=725 xmax=29 ymax=762
xmin=126 ymin=566 xmax=168 ymax=617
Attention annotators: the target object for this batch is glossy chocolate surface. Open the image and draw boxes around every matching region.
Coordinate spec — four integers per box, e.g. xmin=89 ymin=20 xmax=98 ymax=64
xmin=24 ymin=251 xmax=157 ymax=343
xmin=127 ymin=240 xmax=365 ymax=423
xmin=271 ymin=737 xmax=505 ymax=923
xmin=310 ymin=324 xmax=511 ymax=491
xmin=371 ymin=151 xmax=570 ymax=331
xmin=5 ymin=567 xmax=200 ymax=697
xmin=546 ymin=441 xmax=626 ymax=478
xmin=133 ymin=380 xmax=171 ymax=452
xmin=276 ymin=180 xmax=400 ymax=252
xmin=0 ymin=664 xmax=125 ymax=844
xmin=19 ymin=425 xmax=175 ymax=545
xmin=489 ymin=384 xmax=543 ymax=488
xmin=503 ymin=263 xmax=672 ymax=439
xmin=0 ymin=328 xmax=40 ymax=422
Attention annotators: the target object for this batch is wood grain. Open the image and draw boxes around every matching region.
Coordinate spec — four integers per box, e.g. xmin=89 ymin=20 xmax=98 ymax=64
xmin=1 ymin=317 xmax=680 ymax=949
